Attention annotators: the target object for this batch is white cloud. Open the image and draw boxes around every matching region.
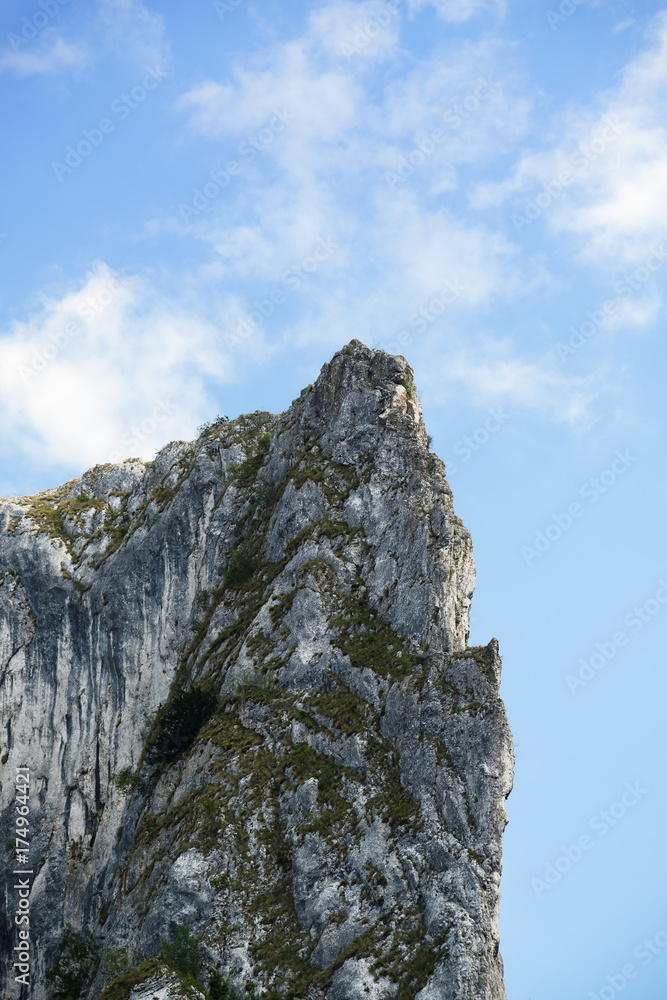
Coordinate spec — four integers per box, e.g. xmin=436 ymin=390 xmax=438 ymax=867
xmin=406 ymin=0 xmax=506 ymax=22
xmin=0 ymin=0 xmax=169 ymax=78
xmin=366 ymin=192 xmax=525 ymax=305
xmin=604 ymin=293 xmax=662 ymax=330
xmin=613 ymin=18 xmax=635 ymax=33
xmin=474 ymin=11 xmax=667 ymax=267
xmin=381 ymin=45 xmax=531 ymax=169
xmin=0 ymin=36 xmax=88 ymax=77
xmin=166 ymin=0 xmax=557 ymax=428
xmin=423 ymin=345 xmax=596 ymax=425
xmin=0 ymin=264 xmax=258 ymax=473
xmin=308 ymin=1 xmax=401 ymax=62
xmin=173 ymin=17 xmax=532 ymax=289
xmin=94 ymin=0 xmax=170 ymax=70
xmin=177 ymin=46 xmax=360 ymax=147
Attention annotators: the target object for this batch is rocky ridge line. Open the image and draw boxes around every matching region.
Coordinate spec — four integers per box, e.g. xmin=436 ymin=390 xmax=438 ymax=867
xmin=0 ymin=340 xmax=513 ymax=1000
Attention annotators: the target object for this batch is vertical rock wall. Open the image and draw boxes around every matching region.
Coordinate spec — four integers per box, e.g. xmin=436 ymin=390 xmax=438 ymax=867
xmin=0 ymin=342 xmax=513 ymax=1000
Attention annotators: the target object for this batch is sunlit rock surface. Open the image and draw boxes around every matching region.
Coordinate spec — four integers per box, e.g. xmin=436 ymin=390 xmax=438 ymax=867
xmin=0 ymin=341 xmax=513 ymax=1000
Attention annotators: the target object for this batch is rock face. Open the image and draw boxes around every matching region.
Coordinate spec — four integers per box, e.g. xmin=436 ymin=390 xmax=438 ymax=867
xmin=0 ymin=341 xmax=513 ymax=1000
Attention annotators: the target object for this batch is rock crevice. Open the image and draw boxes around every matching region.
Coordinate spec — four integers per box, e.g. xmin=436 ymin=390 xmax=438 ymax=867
xmin=0 ymin=341 xmax=513 ymax=1000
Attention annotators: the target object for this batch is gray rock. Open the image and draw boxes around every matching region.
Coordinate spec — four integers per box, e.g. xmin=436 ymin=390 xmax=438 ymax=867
xmin=0 ymin=340 xmax=513 ymax=1000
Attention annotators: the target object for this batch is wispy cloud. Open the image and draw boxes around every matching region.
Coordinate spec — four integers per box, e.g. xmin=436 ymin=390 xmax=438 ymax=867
xmin=94 ymin=0 xmax=169 ymax=70
xmin=0 ymin=35 xmax=88 ymax=77
xmin=613 ymin=18 xmax=636 ymax=34
xmin=1 ymin=0 xmax=637 ymax=486
xmin=129 ymin=3 xmax=618 ymax=447
xmin=473 ymin=11 xmax=667 ymax=269
xmin=0 ymin=263 xmax=246 ymax=472
xmin=308 ymin=1 xmax=402 ymax=62
xmin=406 ymin=0 xmax=506 ymax=23
xmin=172 ymin=14 xmax=534 ymax=311
xmin=423 ymin=344 xmax=597 ymax=425
xmin=0 ymin=0 xmax=170 ymax=78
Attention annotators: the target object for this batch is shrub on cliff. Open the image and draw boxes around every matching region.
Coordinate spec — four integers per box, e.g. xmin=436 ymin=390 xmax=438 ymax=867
xmin=45 ymin=924 xmax=101 ymax=1000
xmin=145 ymin=685 xmax=218 ymax=765
xmin=160 ymin=925 xmax=204 ymax=981
xmin=223 ymin=538 xmax=259 ymax=588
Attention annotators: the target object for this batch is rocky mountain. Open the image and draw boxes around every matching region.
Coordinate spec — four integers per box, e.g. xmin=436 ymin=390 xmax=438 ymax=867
xmin=0 ymin=341 xmax=513 ymax=1000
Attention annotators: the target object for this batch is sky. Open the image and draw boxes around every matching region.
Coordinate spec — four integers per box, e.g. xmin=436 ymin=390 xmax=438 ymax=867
xmin=1 ymin=0 xmax=667 ymax=996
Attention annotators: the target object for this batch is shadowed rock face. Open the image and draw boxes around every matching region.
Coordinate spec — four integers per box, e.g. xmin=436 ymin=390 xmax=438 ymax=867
xmin=0 ymin=341 xmax=513 ymax=1000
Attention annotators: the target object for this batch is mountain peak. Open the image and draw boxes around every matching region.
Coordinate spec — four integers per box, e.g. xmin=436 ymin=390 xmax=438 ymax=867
xmin=0 ymin=344 xmax=512 ymax=1000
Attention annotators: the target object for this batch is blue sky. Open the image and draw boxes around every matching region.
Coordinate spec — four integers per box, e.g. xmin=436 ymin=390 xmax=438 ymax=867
xmin=2 ymin=0 xmax=667 ymax=996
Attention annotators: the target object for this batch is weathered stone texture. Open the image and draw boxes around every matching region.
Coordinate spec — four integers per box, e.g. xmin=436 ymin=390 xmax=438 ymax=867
xmin=0 ymin=341 xmax=513 ymax=1000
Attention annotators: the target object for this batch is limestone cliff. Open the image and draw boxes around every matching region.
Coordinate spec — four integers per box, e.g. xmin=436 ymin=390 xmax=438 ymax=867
xmin=0 ymin=341 xmax=513 ymax=1000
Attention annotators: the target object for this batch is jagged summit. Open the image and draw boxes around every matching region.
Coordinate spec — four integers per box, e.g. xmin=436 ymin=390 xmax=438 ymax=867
xmin=293 ymin=339 xmax=429 ymax=459
xmin=0 ymin=343 xmax=513 ymax=1000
